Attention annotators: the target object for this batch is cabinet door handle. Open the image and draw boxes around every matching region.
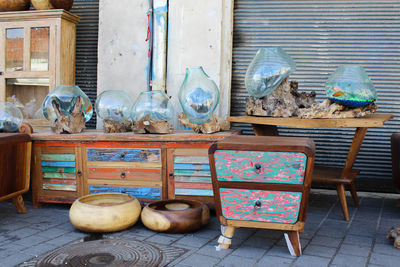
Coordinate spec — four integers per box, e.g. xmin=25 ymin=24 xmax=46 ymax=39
xmin=254 ymin=200 xmax=261 ymax=209
xmin=121 ymin=172 xmax=126 ymax=179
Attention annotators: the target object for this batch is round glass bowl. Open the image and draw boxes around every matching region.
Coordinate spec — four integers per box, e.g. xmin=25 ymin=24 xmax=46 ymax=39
xmin=178 ymin=66 xmax=220 ymax=124
xmin=42 ymin=85 xmax=93 ymax=123
xmin=325 ymin=65 xmax=376 ymax=107
xmin=245 ymin=47 xmax=296 ymax=98
xmin=131 ymin=90 xmax=173 ymax=122
xmin=95 ymin=90 xmax=133 ymax=122
xmin=0 ymin=101 xmax=23 ymax=132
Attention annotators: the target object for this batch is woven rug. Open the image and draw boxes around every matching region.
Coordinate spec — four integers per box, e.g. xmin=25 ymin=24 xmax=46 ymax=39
xmin=18 ymin=237 xmax=187 ymax=267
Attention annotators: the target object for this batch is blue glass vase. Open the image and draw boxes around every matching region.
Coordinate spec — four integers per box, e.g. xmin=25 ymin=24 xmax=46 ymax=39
xmin=325 ymin=65 xmax=376 ymax=108
xmin=95 ymin=90 xmax=133 ymax=122
xmin=131 ymin=90 xmax=173 ymax=122
xmin=178 ymin=66 xmax=220 ymax=124
xmin=42 ymin=85 xmax=93 ymax=123
xmin=245 ymin=47 xmax=296 ymax=98
xmin=0 ymin=101 xmax=23 ymax=132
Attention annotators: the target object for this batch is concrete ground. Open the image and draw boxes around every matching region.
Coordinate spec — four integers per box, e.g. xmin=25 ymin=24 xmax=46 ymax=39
xmin=1 ymin=189 xmax=400 ymax=267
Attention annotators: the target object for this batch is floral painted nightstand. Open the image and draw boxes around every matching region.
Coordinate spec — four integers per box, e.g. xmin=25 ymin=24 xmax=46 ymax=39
xmin=208 ymin=135 xmax=315 ymax=256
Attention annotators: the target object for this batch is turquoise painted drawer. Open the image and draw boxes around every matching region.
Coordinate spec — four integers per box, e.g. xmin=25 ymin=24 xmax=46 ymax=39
xmin=214 ymin=150 xmax=307 ymax=184
xmin=220 ymin=188 xmax=302 ymax=224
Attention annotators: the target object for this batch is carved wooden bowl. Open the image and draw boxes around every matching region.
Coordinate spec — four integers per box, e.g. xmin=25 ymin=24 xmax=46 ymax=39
xmin=141 ymin=199 xmax=210 ymax=233
xmin=0 ymin=0 xmax=30 ymax=11
xmin=31 ymin=0 xmax=74 ymax=11
xmin=69 ymin=193 xmax=141 ymax=232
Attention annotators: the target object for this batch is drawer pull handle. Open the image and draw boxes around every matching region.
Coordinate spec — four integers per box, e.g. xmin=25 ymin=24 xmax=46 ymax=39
xmin=255 ymin=163 xmax=261 ymax=170
xmin=254 ymin=200 xmax=261 ymax=209
xmin=120 ymin=154 xmax=125 ymax=159
xmin=121 ymin=172 xmax=126 ymax=178
xmin=77 ymin=170 xmax=82 ymax=175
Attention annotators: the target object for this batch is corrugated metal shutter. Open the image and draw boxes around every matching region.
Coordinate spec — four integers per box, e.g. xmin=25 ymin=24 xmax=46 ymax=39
xmin=70 ymin=0 xmax=99 ymax=128
xmin=231 ymin=0 xmax=400 ymax=191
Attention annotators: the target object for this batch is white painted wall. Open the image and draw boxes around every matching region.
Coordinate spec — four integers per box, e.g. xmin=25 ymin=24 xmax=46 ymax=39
xmin=97 ymin=0 xmax=233 ymax=129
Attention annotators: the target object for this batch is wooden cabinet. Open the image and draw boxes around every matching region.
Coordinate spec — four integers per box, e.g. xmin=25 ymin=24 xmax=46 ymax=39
xmin=0 ymin=10 xmax=79 ymax=127
xmin=31 ymin=130 xmax=236 ymax=208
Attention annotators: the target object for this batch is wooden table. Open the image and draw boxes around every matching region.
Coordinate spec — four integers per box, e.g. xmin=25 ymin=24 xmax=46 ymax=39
xmin=227 ymin=113 xmax=394 ymax=221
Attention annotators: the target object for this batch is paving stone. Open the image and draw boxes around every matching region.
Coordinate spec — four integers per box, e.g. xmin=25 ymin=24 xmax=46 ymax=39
xmin=6 ymin=227 xmax=41 ymax=239
xmin=373 ymin=242 xmax=400 ymax=256
xmin=337 ymin=243 xmax=371 ymax=257
xmin=37 ymin=227 xmax=69 ymax=239
xmin=196 ymin=243 xmax=232 ymax=258
xmin=191 ymin=228 xmax=220 ymax=239
xmin=230 ymin=227 xmax=257 ymax=240
xmin=308 ymin=235 xmax=342 ymax=248
xmin=369 ymin=252 xmax=400 ymax=266
xmin=254 ymin=229 xmax=284 ymax=240
xmin=241 ymin=235 xmax=275 ymax=249
xmin=178 ymin=253 xmax=220 ymax=266
xmin=0 ymin=252 xmax=34 ymax=267
xmin=230 ymin=245 xmax=266 ymax=260
xmin=24 ymin=242 xmax=57 ymax=257
xmin=265 ymin=245 xmax=295 ymax=258
xmin=255 ymin=254 xmax=294 ymax=267
xmin=302 ymin=244 xmax=337 ymax=257
xmin=343 ymin=234 xmax=374 ymax=247
xmin=218 ymin=254 xmax=257 ymax=267
xmin=13 ymin=234 xmax=49 ymax=247
xmin=145 ymin=233 xmax=178 ymax=245
xmin=331 ymin=253 xmax=368 ymax=267
xmin=292 ymin=255 xmax=331 ymax=267
xmin=176 ymin=235 xmax=210 ymax=248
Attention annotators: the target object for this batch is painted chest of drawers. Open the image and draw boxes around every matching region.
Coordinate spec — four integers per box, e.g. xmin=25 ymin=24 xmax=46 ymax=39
xmin=31 ymin=130 xmax=236 ymax=208
xmin=208 ymin=135 xmax=315 ymax=256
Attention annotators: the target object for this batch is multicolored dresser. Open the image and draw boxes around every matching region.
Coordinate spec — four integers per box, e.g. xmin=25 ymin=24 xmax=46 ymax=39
xmin=209 ymin=135 xmax=315 ymax=256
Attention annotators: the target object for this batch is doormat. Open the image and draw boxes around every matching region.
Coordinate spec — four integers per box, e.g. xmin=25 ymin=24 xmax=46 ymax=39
xmin=18 ymin=237 xmax=187 ymax=267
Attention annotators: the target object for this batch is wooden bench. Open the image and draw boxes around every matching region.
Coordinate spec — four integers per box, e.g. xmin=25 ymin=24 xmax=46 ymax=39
xmin=208 ymin=135 xmax=315 ymax=256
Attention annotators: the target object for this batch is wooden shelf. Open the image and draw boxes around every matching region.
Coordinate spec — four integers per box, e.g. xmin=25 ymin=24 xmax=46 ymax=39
xmin=312 ymin=165 xmax=359 ymax=184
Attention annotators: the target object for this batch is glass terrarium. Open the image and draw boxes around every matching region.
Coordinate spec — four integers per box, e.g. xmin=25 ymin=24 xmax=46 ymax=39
xmin=245 ymin=47 xmax=296 ymax=98
xmin=0 ymin=101 xmax=23 ymax=132
xmin=178 ymin=66 xmax=220 ymax=124
xmin=325 ymin=65 xmax=377 ymax=108
xmin=95 ymin=90 xmax=133 ymax=122
xmin=42 ymin=85 xmax=93 ymax=123
xmin=131 ymin=90 xmax=173 ymax=123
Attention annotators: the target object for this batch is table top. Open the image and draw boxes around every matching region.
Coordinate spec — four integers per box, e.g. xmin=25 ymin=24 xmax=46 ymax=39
xmin=227 ymin=113 xmax=394 ymax=128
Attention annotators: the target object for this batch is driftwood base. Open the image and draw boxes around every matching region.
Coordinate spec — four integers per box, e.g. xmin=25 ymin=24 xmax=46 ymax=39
xmin=51 ymin=96 xmax=86 ymax=134
xmin=178 ymin=113 xmax=230 ymax=134
xmin=103 ymin=120 xmax=133 ymax=133
xmin=133 ymin=114 xmax=174 ymax=134
xmin=297 ymin=99 xmax=377 ymax=119
xmin=246 ymin=77 xmax=316 ymax=117
xmin=387 ymin=226 xmax=400 ymax=249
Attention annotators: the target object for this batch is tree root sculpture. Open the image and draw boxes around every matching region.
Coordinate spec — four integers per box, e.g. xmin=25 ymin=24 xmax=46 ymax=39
xmin=133 ymin=114 xmax=174 ymax=134
xmin=103 ymin=120 xmax=133 ymax=133
xmin=51 ymin=96 xmax=86 ymax=134
xmin=178 ymin=113 xmax=230 ymax=134
xmin=387 ymin=226 xmax=400 ymax=249
xmin=246 ymin=77 xmax=316 ymax=117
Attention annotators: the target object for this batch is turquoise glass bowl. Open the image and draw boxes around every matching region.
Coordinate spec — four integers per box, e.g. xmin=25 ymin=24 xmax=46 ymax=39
xmin=42 ymin=85 xmax=93 ymax=123
xmin=95 ymin=90 xmax=133 ymax=122
xmin=0 ymin=101 xmax=23 ymax=132
xmin=178 ymin=66 xmax=220 ymax=124
xmin=131 ymin=90 xmax=173 ymax=122
xmin=245 ymin=47 xmax=296 ymax=98
xmin=325 ymin=65 xmax=376 ymax=108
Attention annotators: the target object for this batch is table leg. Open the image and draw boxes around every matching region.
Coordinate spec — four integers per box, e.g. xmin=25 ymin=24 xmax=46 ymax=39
xmin=337 ymin=184 xmax=350 ymax=221
xmin=284 ymin=231 xmax=302 ymax=256
xmin=12 ymin=195 xmax=27 ymax=213
xmin=252 ymin=124 xmax=279 ymax=136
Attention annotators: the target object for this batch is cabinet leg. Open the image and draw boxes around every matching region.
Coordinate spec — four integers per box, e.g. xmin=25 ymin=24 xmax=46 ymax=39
xmin=218 ymin=225 xmax=235 ymax=249
xmin=284 ymin=231 xmax=301 ymax=256
xmin=337 ymin=184 xmax=350 ymax=221
xmin=12 ymin=195 xmax=27 ymax=213
xmin=349 ymin=182 xmax=359 ymax=207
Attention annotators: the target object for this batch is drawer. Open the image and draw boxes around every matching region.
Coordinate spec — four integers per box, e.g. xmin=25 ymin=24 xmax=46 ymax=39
xmin=88 ymin=167 xmax=161 ymax=181
xmin=214 ymin=150 xmax=307 ymax=184
xmin=87 ymin=148 xmax=161 ymax=163
xmin=219 ymin=188 xmax=302 ymax=224
xmin=40 ymin=152 xmax=77 ymax=192
xmin=89 ymin=185 xmax=161 ymax=200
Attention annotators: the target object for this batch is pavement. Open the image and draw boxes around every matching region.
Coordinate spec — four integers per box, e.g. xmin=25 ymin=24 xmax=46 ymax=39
xmin=1 ymin=189 xmax=400 ymax=267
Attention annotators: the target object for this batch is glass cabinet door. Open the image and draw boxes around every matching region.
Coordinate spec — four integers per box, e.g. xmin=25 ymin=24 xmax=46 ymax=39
xmin=5 ymin=28 xmax=24 ymax=72
xmin=30 ymin=26 xmax=49 ymax=71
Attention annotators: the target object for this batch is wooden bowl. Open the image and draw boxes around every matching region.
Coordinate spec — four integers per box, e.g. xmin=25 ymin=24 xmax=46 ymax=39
xmin=69 ymin=193 xmax=141 ymax=232
xmin=0 ymin=0 xmax=30 ymax=11
xmin=31 ymin=0 xmax=74 ymax=11
xmin=141 ymin=199 xmax=210 ymax=233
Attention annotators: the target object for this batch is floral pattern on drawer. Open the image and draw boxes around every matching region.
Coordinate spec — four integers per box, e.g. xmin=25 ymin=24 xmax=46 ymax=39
xmin=220 ymin=188 xmax=302 ymax=224
xmin=215 ymin=150 xmax=307 ymax=184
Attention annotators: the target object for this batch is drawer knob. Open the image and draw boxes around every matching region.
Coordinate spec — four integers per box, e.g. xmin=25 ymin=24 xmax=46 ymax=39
xmin=169 ymin=172 xmax=173 ymax=177
xmin=121 ymin=172 xmax=126 ymax=178
xmin=77 ymin=170 xmax=82 ymax=175
xmin=254 ymin=200 xmax=261 ymax=208
xmin=255 ymin=163 xmax=261 ymax=170
xmin=120 ymin=154 xmax=125 ymax=159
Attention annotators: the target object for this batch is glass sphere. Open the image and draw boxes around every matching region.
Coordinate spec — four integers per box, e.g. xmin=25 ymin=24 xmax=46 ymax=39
xmin=0 ymin=101 xmax=23 ymax=132
xmin=325 ymin=65 xmax=377 ymax=108
xmin=131 ymin=90 xmax=173 ymax=122
xmin=42 ymin=85 xmax=93 ymax=122
xmin=95 ymin=90 xmax=133 ymax=122
xmin=245 ymin=47 xmax=296 ymax=98
xmin=178 ymin=66 xmax=220 ymax=124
